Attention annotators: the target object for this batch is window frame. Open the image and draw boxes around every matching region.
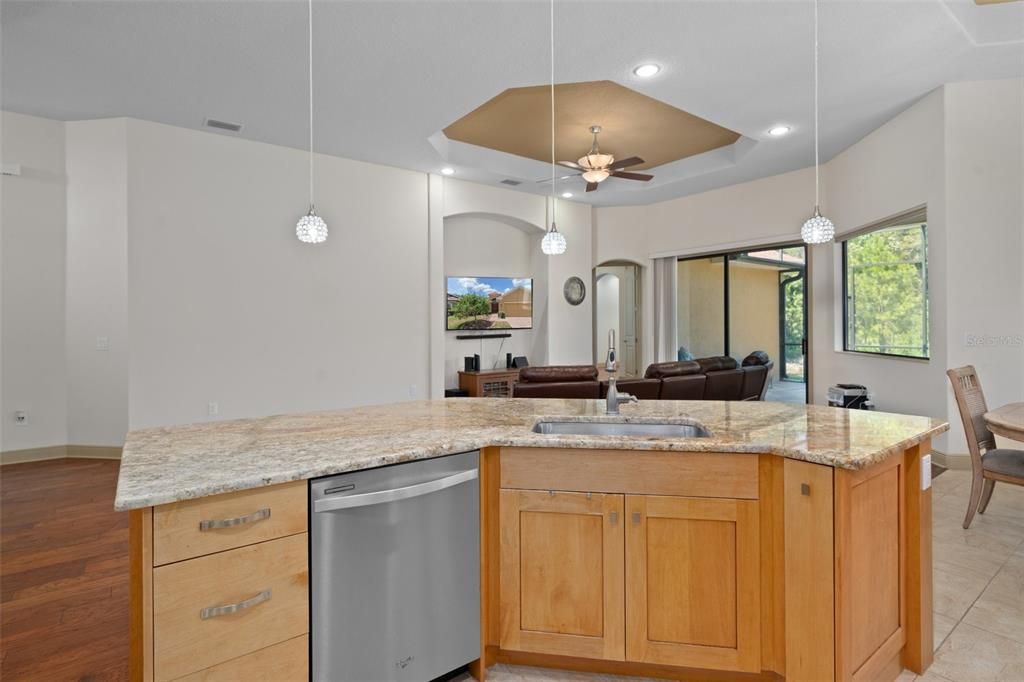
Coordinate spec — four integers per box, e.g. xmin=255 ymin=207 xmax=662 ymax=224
xmin=841 ymin=222 xmax=930 ymax=361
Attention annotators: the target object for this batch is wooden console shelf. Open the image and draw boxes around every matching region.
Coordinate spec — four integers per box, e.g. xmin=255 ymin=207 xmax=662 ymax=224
xmin=458 ymin=369 xmax=519 ymax=397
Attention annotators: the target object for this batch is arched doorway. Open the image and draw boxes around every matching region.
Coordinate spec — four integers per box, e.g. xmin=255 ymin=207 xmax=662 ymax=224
xmin=594 ymin=262 xmax=641 ymax=376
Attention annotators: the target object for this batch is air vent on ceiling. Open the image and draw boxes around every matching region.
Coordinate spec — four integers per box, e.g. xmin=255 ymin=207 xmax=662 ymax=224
xmin=204 ymin=118 xmax=243 ymax=133
xmin=500 ymin=179 xmax=522 ymax=186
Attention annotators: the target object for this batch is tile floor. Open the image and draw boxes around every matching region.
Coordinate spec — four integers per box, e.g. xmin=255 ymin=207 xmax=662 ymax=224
xmin=464 ymin=469 xmax=1024 ymax=682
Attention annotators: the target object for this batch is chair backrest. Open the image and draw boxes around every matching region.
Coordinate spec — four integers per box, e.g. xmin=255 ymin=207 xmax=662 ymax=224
xmin=946 ymin=366 xmax=995 ymax=467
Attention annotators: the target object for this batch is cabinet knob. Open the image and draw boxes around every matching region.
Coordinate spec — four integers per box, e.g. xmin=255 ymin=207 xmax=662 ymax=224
xmin=609 ymin=511 xmax=618 ymax=525
xmin=632 ymin=511 xmax=642 ymax=525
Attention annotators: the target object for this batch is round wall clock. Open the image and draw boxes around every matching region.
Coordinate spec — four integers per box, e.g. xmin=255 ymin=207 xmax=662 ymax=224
xmin=563 ymin=276 xmax=586 ymax=306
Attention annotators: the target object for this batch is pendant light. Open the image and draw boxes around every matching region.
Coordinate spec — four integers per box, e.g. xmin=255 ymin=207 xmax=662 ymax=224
xmin=541 ymin=0 xmax=567 ymax=256
xmin=801 ymin=0 xmax=834 ymax=245
xmin=296 ymin=0 xmax=328 ymax=244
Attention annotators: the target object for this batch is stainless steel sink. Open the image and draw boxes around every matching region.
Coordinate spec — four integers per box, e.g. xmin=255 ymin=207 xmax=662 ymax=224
xmin=532 ymin=420 xmax=710 ymax=438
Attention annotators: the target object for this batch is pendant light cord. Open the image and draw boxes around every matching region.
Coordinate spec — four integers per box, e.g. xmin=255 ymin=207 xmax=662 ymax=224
xmin=308 ymin=0 xmax=315 ymax=209
xmin=813 ymin=0 xmax=820 ymax=210
xmin=549 ymin=0 xmax=556 ymax=229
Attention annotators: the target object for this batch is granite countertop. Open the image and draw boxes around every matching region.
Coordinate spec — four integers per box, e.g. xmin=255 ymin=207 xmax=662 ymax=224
xmin=114 ymin=398 xmax=948 ymax=510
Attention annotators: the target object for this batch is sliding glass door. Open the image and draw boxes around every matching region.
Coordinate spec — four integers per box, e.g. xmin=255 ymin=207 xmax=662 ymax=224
xmin=677 ymin=245 xmax=807 ymax=403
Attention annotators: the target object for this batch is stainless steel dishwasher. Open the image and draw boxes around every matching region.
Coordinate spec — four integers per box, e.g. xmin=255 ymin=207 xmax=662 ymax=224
xmin=311 ymin=451 xmax=480 ymax=682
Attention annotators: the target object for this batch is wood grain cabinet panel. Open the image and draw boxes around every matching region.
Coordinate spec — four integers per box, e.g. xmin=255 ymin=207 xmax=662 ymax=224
xmin=499 ymin=489 xmax=625 ymax=661
xmin=625 ymin=495 xmax=760 ymax=672
xmin=153 ymin=481 xmax=307 ymax=566
xmin=152 ymin=533 xmax=308 ymax=681
xmin=173 ymin=635 xmax=308 ymax=682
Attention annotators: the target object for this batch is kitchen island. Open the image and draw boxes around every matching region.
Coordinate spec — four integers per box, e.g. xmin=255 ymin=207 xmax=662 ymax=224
xmin=117 ymin=398 xmax=947 ymax=682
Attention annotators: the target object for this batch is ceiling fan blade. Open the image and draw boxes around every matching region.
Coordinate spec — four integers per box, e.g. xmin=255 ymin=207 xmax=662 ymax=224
xmin=611 ymin=171 xmax=654 ymax=182
xmin=585 ymin=182 xmax=599 ymax=192
xmin=610 ymin=156 xmax=644 ymax=169
xmin=557 ymin=160 xmax=582 ymax=170
xmin=535 ymin=173 xmax=581 ymax=183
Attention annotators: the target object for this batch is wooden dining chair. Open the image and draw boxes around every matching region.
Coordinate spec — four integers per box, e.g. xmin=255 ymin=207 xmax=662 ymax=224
xmin=947 ymin=366 xmax=1024 ymax=529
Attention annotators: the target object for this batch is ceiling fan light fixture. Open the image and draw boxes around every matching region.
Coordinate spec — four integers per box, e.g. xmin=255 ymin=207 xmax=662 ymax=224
xmin=579 ymin=152 xmax=615 ymax=170
xmin=582 ymin=168 xmax=611 ymax=183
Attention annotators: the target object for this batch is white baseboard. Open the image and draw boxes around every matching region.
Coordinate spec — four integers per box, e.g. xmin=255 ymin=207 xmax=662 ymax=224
xmin=930 ymin=450 xmax=971 ymax=471
xmin=0 ymin=444 xmax=123 ymax=465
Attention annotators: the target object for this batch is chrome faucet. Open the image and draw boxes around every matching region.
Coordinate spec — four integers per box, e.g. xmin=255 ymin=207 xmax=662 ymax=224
xmin=605 ymin=375 xmax=638 ymax=415
xmin=605 ymin=329 xmax=617 ymax=372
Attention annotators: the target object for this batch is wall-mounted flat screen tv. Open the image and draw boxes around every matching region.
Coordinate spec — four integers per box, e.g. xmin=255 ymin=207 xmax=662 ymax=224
xmin=447 ymin=276 xmax=533 ymax=331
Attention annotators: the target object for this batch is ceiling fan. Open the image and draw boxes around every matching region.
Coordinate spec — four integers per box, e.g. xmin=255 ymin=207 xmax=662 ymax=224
xmin=553 ymin=125 xmax=653 ymax=192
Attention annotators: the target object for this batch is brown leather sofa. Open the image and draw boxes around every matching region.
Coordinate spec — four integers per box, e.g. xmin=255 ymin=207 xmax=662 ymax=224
xmin=512 ymin=365 xmax=601 ymax=398
xmin=645 ymin=352 xmax=774 ymax=401
xmin=511 ymin=352 xmax=774 ymax=401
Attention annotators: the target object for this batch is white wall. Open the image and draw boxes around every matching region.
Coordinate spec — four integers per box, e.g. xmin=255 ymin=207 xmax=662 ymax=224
xmin=439 ymin=179 xmax=593 ymax=385
xmin=1 ymin=111 xmax=68 ymax=451
xmin=814 ymin=89 xmax=948 ymax=449
xmin=125 ymin=119 xmax=431 ymax=428
xmin=943 ymin=80 xmax=1024 ymax=452
xmin=65 ymin=119 xmax=130 ymax=446
xmin=443 ymin=214 xmax=544 ymax=388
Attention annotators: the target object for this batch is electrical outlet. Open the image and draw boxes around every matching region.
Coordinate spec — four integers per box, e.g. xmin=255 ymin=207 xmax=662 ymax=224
xmin=207 ymin=402 xmax=219 ymax=417
xmin=921 ymin=454 xmax=932 ymax=490
xmin=95 ymin=336 xmax=109 ymax=351
xmin=14 ymin=410 xmax=28 ymax=426
xmin=408 ymin=384 xmax=418 ymax=399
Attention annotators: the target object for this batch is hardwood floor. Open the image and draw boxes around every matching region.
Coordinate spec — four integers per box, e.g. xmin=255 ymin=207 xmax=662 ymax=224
xmin=1 ymin=458 xmax=129 ymax=681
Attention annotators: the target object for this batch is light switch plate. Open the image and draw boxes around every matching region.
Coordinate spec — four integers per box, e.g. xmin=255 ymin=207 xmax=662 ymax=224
xmin=921 ymin=454 xmax=932 ymax=490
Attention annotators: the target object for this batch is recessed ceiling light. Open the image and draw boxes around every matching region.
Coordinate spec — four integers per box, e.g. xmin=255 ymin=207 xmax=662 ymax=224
xmin=633 ymin=63 xmax=661 ymax=78
xmin=561 ymin=192 xmax=573 ymax=198
xmin=768 ymin=125 xmax=792 ymax=137
xmin=440 ymin=167 xmax=455 ymax=175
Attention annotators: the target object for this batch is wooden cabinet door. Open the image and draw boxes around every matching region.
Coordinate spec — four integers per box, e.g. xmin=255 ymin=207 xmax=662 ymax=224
xmin=626 ymin=495 xmax=760 ymax=672
xmin=499 ymin=489 xmax=625 ymax=661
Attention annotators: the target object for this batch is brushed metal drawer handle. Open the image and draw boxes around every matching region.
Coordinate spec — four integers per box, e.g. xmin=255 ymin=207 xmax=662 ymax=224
xmin=199 ymin=507 xmax=271 ymax=531
xmin=200 ymin=589 xmax=272 ymax=620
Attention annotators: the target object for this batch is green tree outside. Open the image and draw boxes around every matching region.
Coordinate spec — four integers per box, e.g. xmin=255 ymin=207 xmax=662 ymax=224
xmin=845 ymin=224 xmax=929 ymax=358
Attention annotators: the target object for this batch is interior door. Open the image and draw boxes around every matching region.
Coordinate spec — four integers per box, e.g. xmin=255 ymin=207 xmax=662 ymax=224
xmin=499 ymin=489 xmax=625 ymax=661
xmin=625 ymin=495 xmax=760 ymax=672
xmin=619 ymin=266 xmax=639 ymax=376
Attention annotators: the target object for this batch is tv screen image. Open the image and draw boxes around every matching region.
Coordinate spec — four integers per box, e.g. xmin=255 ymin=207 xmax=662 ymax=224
xmin=446 ymin=276 xmax=533 ymax=331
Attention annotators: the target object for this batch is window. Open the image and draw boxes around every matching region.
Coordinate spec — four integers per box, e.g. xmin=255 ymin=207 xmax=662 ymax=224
xmin=843 ymin=220 xmax=929 ymax=359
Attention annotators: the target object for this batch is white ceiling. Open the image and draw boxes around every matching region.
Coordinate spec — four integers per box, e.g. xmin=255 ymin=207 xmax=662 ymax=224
xmin=3 ymin=0 xmax=1022 ymax=207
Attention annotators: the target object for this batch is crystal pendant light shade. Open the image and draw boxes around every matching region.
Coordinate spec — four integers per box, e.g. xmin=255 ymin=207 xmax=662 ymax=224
xmin=581 ymin=169 xmax=611 ymax=183
xmin=541 ymin=223 xmax=567 ymax=255
xmin=541 ymin=0 xmax=565 ymax=256
xmin=295 ymin=0 xmax=327 ymax=244
xmin=801 ymin=207 xmax=834 ymax=245
xmin=296 ymin=206 xmax=328 ymax=244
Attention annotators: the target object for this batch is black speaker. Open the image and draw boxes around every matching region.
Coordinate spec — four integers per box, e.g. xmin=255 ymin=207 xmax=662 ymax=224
xmin=506 ymin=352 xmax=513 ymax=369
xmin=464 ymin=356 xmax=475 ymax=372
xmin=512 ymin=356 xmax=528 ymax=368
xmin=473 ymin=354 xmax=481 ymax=371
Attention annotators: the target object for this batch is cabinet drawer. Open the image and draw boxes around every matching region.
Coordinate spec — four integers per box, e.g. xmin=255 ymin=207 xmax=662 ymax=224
xmin=153 ymin=533 xmax=308 ymax=681
xmin=173 ymin=635 xmax=308 ymax=682
xmin=153 ymin=481 xmax=306 ymax=565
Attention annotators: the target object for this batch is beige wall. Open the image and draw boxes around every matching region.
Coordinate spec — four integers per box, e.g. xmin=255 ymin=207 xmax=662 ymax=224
xmin=729 ymin=263 xmax=782 ymax=378
xmin=676 ymin=258 xmax=783 ymax=377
